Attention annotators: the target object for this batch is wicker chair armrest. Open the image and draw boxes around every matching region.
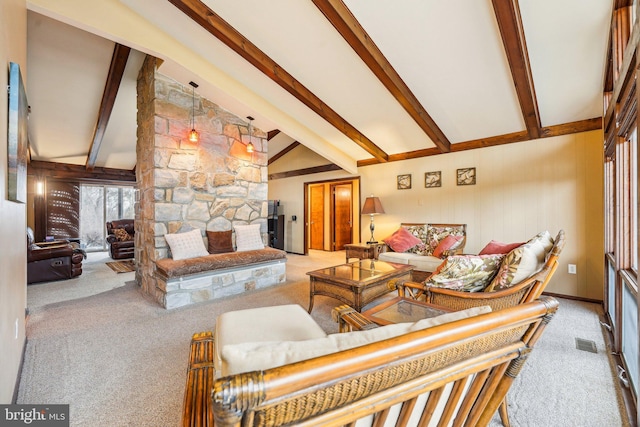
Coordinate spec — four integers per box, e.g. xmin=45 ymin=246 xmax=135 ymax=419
xmin=396 ymin=280 xmax=428 ymax=300
xmin=332 ymin=305 xmax=379 ymax=333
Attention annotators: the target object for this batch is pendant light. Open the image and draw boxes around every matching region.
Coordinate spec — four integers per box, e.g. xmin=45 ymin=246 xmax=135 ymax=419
xmin=246 ymin=116 xmax=255 ymax=153
xmin=188 ymin=81 xmax=199 ymax=143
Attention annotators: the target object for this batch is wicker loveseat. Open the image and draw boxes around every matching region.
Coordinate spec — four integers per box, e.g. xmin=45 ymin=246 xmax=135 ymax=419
xmin=182 ymin=297 xmax=559 ymax=427
xmin=378 ymin=223 xmax=467 ymax=282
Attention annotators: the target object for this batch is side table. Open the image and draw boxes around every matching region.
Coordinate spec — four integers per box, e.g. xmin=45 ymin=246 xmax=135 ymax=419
xmin=344 ymin=242 xmax=385 ymax=263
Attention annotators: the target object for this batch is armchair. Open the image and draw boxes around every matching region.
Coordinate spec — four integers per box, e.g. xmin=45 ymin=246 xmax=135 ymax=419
xmin=27 ymin=227 xmax=83 ymax=284
xmin=182 ymin=298 xmax=559 ymax=427
xmin=106 ymin=219 xmax=135 ymax=259
xmin=396 ymin=230 xmax=565 ymax=312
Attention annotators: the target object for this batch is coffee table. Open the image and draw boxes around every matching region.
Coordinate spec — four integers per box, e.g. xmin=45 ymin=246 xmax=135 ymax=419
xmin=334 ymin=297 xmax=452 ymax=332
xmin=362 ymin=297 xmax=451 ymax=326
xmin=306 ymin=260 xmax=413 ymax=313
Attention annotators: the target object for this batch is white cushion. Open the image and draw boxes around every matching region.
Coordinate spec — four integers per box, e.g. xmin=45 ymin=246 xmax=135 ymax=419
xmin=234 ymin=224 xmax=265 ymax=252
xmin=214 ymin=304 xmax=327 ymax=375
xmin=407 ymin=255 xmax=445 ymax=272
xmin=220 ymin=305 xmax=492 ymax=376
xmin=378 ymin=252 xmax=443 ymax=273
xmin=164 ymin=229 xmax=208 ymax=261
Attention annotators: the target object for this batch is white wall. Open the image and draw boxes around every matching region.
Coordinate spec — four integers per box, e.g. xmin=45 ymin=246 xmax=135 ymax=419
xmin=0 ymin=0 xmax=28 ymax=403
xmin=269 ymin=130 xmax=604 ymax=300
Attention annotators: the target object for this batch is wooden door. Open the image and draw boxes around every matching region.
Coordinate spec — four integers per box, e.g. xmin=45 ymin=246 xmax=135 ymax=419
xmin=309 ymin=185 xmax=324 ymax=250
xmin=332 ymin=183 xmax=352 ymax=250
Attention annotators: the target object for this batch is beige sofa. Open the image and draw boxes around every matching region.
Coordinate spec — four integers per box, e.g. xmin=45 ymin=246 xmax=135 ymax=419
xmin=378 ymin=223 xmax=466 ymax=281
xmin=182 ymin=297 xmax=559 ymax=427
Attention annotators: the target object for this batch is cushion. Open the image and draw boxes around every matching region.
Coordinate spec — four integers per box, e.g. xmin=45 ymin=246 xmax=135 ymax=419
xmin=220 ymin=305 xmax=492 ymax=376
xmin=478 ymin=240 xmax=524 ymax=255
xmin=215 ymin=304 xmax=327 ymax=375
xmin=432 ymin=235 xmax=464 ymax=258
xmin=378 ymin=251 xmax=444 ymax=273
xmin=485 ymin=231 xmax=554 ymax=292
xmin=206 ymin=230 xmax=234 ymax=254
xmin=234 ymin=224 xmax=265 ymax=252
xmin=422 ymin=225 xmax=466 ymax=256
xmin=164 ymin=229 xmax=208 ymax=261
xmin=113 ymin=228 xmax=133 ymax=242
xmin=424 ymin=254 xmax=504 ymax=292
xmin=383 ymin=227 xmax=423 ymax=253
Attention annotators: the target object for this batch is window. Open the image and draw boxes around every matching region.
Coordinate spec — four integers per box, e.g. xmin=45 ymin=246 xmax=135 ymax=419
xmin=80 ymin=184 xmax=135 ymax=251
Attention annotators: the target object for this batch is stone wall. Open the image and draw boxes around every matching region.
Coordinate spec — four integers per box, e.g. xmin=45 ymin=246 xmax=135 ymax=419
xmin=136 ymin=56 xmax=272 ymax=307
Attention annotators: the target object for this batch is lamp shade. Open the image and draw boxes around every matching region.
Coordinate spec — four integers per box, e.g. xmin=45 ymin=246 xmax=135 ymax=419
xmin=361 ymin=197 xmax=385 ymax=215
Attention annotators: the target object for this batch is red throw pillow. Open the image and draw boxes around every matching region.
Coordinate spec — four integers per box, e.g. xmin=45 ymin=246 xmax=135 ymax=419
xmin=432 ymin=235 xmax=463 ymax=258
xmin=383 ymin=227 xmax=422 ymax=253
xmin=478 ymin=240 xmax=524 ymax=255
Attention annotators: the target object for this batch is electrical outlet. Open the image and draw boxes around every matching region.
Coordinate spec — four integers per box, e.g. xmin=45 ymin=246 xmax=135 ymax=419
xmin=568 ymin=264 xmax=577 ymax=274
xmin=14 ymin=318 xmax=18 ymax=339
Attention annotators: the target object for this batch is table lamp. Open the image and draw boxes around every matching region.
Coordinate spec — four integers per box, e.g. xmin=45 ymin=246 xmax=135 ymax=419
xmin=361 ymin=196 xmax=385 ymax=244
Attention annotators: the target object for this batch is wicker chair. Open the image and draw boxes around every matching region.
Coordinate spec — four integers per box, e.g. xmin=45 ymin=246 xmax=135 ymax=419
xmin=182 ymin=298 xmax=559 ymax=427
xmin=390 ymin=229 xmax=564 ymax=427
xmin=394 ymin=229 xmax=565 ymax=312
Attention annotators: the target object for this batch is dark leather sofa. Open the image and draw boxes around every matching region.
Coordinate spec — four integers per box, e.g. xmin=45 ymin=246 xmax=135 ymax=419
xmin=27 ymin=227 xmax=83 ymax=284
xmin=106 ymin=219 xmax=135 ymax=259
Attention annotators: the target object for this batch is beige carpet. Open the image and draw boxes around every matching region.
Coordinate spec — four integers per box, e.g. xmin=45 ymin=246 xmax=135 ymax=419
xmin=19 ymin=250 xmax=628 ymax=426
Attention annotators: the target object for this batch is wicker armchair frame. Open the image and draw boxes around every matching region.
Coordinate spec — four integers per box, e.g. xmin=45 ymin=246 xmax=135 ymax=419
xmin=395 ymin=230 xmax=565 ymax=312
xmin=207 ymin=297 xmax=558 ymax=427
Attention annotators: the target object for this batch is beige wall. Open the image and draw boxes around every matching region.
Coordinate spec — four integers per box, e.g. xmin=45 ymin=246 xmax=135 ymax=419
xmin=269 ymin=130 xmax=604 ymax=300
xmin=0 ymin=0 xmax=28 ymax=403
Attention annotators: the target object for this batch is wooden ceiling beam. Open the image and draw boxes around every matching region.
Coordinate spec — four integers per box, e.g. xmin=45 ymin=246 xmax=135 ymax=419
xmin=29 ymin=160 xmax=136 ymax=182
xmin=492 ymin=0 xmax=541 ymax=139
xmin=269 ymin=164 xmax=342 ymax=180
xmin=86 ymin=43 xmax=131 ymax=170
xmin=268 ymin=141 xmax=301 ymax=165
xmin=312 ymin=0 xmax=451 ymax=153
xmin=267 ymin=129 xmax=281 ymax=141
xmin=168 ymin=0 xmax=389 ymax=162
xmin=357 ymin=117 xmax=602 ymax=167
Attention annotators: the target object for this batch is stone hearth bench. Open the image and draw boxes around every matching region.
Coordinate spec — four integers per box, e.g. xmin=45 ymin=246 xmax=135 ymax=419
xmin=155 ymin=247 xmax=287 ymax=309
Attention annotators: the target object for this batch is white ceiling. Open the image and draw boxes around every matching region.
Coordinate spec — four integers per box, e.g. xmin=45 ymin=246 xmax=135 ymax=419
xmin=25 ymin=0 xmax=612 ymax=173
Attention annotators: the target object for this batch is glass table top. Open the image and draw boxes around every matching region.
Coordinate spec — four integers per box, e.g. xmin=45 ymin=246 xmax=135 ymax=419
xmin=366 ymin=298 xmax=450 ymax=325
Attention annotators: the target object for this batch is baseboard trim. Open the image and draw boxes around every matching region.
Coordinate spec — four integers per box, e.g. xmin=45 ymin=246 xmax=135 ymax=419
xmin=542 ymin=291 xmax=603 ymax=305
xmin=12 ymin=336 xmax=27 ymax=404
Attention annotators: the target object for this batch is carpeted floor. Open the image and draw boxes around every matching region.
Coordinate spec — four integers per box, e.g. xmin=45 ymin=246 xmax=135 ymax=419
xmin=18 ymin=250 xmax=629 ymax=426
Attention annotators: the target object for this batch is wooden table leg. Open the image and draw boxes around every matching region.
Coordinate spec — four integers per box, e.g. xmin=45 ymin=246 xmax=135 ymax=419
xmin=308 ymin=278 xmax=315 ymax=313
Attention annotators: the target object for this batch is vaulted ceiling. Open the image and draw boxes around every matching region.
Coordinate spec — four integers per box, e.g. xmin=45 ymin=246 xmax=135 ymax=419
xmin=26 ymin=0 xmax=611 ymax=176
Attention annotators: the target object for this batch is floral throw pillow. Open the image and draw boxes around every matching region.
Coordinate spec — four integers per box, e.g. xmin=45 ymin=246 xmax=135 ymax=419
xmin=485 ymin=231 xmax=554 ymax=292
xmin=424 ymin=254 xmax=504 ymax=292
xmin=113 ymin=228 xmax=133 ymax=242
xmin=422 ymin=225 xmax=466 ymax=256
xmin=404 ymin=225 xmax=429 ymax=256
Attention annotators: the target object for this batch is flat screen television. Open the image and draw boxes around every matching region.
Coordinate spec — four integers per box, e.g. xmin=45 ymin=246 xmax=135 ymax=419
xmin=7 ymin=61 xmax=28 ymax=203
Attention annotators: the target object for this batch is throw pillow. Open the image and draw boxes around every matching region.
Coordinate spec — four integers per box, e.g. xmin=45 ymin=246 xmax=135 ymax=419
xmin=234 ymin=224 xmax=264 ymax=252
xmin=113 ymin=228 xmax=133 ymax=242
xmin=422 ymin=225 xmax=466 ymax=257
xmin=404 ymin=224 xmax=430 ymax=256
xmin=485 ymin=231 xmax=554 ymax=292
xmin=432 ymin=235 xmax=464 ymax=258
xmin=478 ymin=240 xmax=524 ymax=255
xmin=424 ymin=254 xmax=504 ymax=292
xmin=164 ymin=229 xmax=209 ymax=261
xmin=206 ymin=230 xmax=234 ymax=254
xmin=383 ymin=227 xmax=423 ymax=253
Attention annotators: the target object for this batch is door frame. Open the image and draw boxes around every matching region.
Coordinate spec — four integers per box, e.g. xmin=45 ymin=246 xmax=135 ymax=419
xmin=303 ymin=176 xmax=361 ymax=255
